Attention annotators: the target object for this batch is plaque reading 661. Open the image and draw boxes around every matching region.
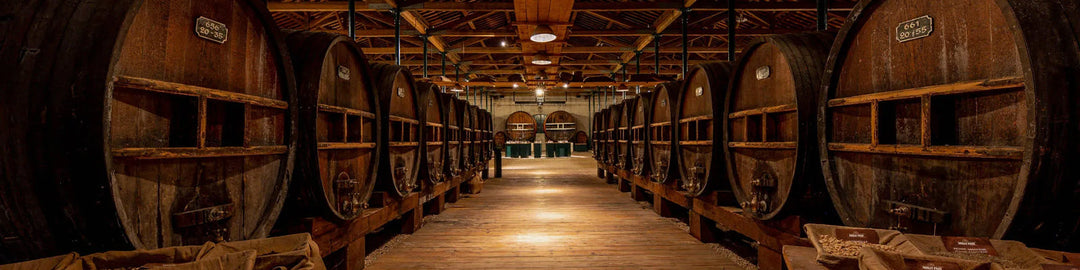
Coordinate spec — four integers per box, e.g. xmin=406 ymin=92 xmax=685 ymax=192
xmin=896 ymin=15 xmax=933 ymax=43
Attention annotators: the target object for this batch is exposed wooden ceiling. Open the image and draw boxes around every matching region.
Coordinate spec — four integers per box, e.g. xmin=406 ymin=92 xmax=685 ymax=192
xmin=268 ymin=0 xmax=857 ymax=93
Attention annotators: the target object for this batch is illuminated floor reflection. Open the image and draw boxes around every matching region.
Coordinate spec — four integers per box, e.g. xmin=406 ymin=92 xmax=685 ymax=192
xmin=365 ymin=156 xmax=744 ymax=269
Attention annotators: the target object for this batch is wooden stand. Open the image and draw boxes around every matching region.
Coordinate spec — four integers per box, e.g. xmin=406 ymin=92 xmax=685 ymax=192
xmin=278 ymin=169 xmax=481 ymax=270
xmin=603 ymin=167 xmax=811 ymax=270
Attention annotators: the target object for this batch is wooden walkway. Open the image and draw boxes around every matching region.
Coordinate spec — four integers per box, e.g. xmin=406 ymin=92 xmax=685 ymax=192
xmin=366 ymin=156 xmax=744 ymax=269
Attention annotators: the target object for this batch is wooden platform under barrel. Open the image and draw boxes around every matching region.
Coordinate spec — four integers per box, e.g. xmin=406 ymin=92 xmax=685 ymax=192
xmin=820 ymin=0 xmax=1080 ymax=247
xmin=678 ymin=63 xmax=734 ymax=197
xmin=649 ymin=81 xmax=681 ymax=183
xmin=370 ymin=64 xmax=421 ymax=197
xmin=285 ymin=31 xmax=379 ymax=221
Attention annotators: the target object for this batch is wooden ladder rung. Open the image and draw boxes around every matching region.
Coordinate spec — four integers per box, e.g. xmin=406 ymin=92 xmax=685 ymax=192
xmin=679 ymin=115 xmax=713 ymax=123
xmin=114 ymin=76 xmax=288 ymax=109
xmin=112 ymin=146 xmax=288 ymax=159
xmin=728 ymin=142 xmax=797 ymax=149
xmin=318 ymin=142 xmax=376 ymax=150
xmin=827 ymin=143 xmax=1023 ymax=160
xmin=318 ymin=104 xmax=375 ymax=118
xmin=728 ymin=103 xmax=797 ymax=119
xmin=827 ymin=77 xmax=1024 ymax=107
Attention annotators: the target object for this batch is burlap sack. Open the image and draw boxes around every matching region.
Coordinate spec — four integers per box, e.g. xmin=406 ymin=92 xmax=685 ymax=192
xmin=858 ymin=246 xmax=992 ymax=270
xmin=64 ymin=244 xmax=207 ymax=270
xmin=195 ymin=234 xmax=325 ymax=270
xmin=0 ymin=253 xmax=78 ymax=270
xmin=805 ymin=224 xmax=906 ymax=270
xmin=900 ymin=234 xmax=1060 ymax=270
xmin=145 ymin=250 xmax=256 ymax=270
xmin=1030 ymin=248 xmax=1080 ymax=266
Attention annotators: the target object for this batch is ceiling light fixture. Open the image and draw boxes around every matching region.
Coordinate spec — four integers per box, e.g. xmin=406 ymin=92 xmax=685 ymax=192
xmin=535 ymin=87 xmax=545 ymax=96
xmin=450 ymin=84 xmax=464 ymax=92
xmin=530 ymin=25 xmax=557 ymax=43
xmin=500 ymin=40 xmax=507 ymax=47
xmin=531 ymin=57 xmax=552 ymax=65
xmin=615 ymin=83 xmax=630 ymax=92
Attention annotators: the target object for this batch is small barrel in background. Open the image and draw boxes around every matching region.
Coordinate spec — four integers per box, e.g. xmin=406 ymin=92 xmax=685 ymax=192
xmin=283 ymin=31 xmax=380 ymax=222
xmin=369 ymin=64 xmax=422 ymax=197
xmin=544 ymin=110 xmax=578 ymax=142
xmin=573 ymin=131 xmax=590 ymax=152
xmin=0 ymin=0 xmax=297 ymax=261
xmin=722 ymin=32 xmax=835 ymax=220
xmin=649 ymin=81 xmax=683 ymax=183
xmin=677 ymin=63 xmax=735 ymax=197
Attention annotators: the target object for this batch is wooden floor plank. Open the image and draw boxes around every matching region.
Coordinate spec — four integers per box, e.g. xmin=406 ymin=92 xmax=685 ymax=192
xmin=366 ymin=156 xmax=744 ymax=269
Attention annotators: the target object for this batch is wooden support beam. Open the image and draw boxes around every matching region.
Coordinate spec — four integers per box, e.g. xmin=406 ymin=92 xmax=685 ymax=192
xmin=436 ymin=11 xmax=500 ymax=31
xmin=266 ymin=1 xmax=855 ymax=12
xmin=581 ymin=11 xmax=637 ymax=29
xmin=361 ymin=46 xmax=737 ymax=54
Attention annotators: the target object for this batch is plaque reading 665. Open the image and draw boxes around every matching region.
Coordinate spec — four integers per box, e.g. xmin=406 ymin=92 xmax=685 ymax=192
xmin=896 ymin=15 xmax=933 ymax=43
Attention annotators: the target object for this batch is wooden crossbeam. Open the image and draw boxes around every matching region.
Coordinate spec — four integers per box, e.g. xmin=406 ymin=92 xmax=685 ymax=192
xmin=266 ymin=1 xmax=855 ymax=12
xmin=313 ymin=27 xmax=804 ymax=37
xmin=361 ymin=46 xmax=738 ymax=54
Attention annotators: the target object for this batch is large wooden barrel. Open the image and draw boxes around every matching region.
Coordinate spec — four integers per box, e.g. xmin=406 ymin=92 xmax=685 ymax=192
xmin=650 ymin=81 xmax=682 ymax=183
xmin=820 ymin=0 xmax=1080 ymax=248
xmin=0 ymin=0 xmax=297 ymax=261
xmin=677 ymin=63 xmax=734 ymax=196
xmin=284 ymin=31 xmax=379 ymax=222
xmin=722 ymin=32 xmax=834 ymax=220
xmin=606 ymin=102 xmax=625 ymax=167
xmin=417 ymin=82 xmax=447 ymax=184
xmin=446 ymin=98 xmax=464 ymax=177
xmin=630 ymin=93 xmax=653 ymax=176
xmin=544 ymin=110 xmax=577 ymax=142
xmin=615 ymin=99 xmax=637 ymax=170
xmin=505 ymin=111 xmax=537 ymax=142
xmin=369 ymin=64 xmax=421 ymax=197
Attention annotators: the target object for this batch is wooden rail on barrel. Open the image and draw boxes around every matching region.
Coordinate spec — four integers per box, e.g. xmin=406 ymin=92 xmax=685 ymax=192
xmin=824 ymin=77 xmax=1026 ymax=160
xmin=111 ymin=76 xmax=290 ymax=159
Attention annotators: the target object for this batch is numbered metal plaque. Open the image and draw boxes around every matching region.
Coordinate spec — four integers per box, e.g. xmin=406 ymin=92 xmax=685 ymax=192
xmin=896 ymin=15 xmax=933 ymax=43
xmin=195 ymin=16 xmax=228 ymax=44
